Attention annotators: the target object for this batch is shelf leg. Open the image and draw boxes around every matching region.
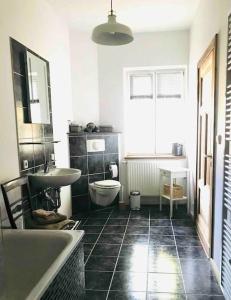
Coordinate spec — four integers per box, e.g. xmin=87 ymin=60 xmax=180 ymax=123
xmin=170 ymin=200 xmax=173 ymax=219
xmin=170 ymin=176 xmax=173 ymax=218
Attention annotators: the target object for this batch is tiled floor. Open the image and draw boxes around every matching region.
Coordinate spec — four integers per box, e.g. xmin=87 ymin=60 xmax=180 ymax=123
xmin=74 ymin=205 xmax=224 ymax=300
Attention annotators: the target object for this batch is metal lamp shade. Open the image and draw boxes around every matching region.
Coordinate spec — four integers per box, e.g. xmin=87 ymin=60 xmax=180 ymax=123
xmin=92 ymin=14 xmax=133 ymax=46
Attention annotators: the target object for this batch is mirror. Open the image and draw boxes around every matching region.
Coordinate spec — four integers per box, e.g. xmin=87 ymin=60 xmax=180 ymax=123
xmin=26 ymin=51 xmax=50 ymax=124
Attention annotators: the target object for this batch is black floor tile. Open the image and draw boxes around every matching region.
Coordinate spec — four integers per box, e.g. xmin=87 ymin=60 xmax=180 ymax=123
xmin=126 ymin=226 xmax=149 ymax=235
xmin=130 ymin=211 xmax=149 ymax=219
xmin=92 ymin=244 xmax=121 ymax=256
xmin=186 ymin=295 xmax=224 ymax=300
xmin=108 ymin=291 xmax=146 ymax=300
xmin=148 ymin=256 xmax=181 ymax=273
xmin=180 ymin=259 xmax=216 ymax=277
xmin=84 ymin=243 xmax=95 ymax=255
xmin=123 ymin=234 xmax=149 ymax=245
xmin=150 ymin=220 xmax=171 ymax=226
xmin=85 ymin=218 xmax=108 ymax=226
xmin=150 ymin=209 xmax=170 ymax=219
xmin=106 ymin=218 xmax=128 ymax=225
xmin=81 ymin=225 xmax=103 ymax=234
xmin=183 ymin=273 xmax=223 ymax=295
xmin=110 ymin=211 xmax=130 ymax=218
xmin=128 ymin=219 xmax=149 ymax=226
xmin=177 ymin=246 xmax=207 ymax=259
xmin=149 ymin=245 xmax=178 ymax=258
xmin=85 ymin=290 xmax=107 ymax=300
xmin=150 ymin=226 xmax=173 ymax=235
xmin=172 ymin=219 xmax=195 ymax=227
xmin=175 ymin=236 xmax=201 ymax=247
xmin=83 ymin=234 xmax=99 ymax=243
xmin=173 ymin=226 xmax=198 ymax=236
xmin=147 ymin=273 xmax=184 ymax=293
xmin=82 ymin=205 xmax=224 ymax=299
xmin=116 ymin=255 xmax=148 ymax=272
xmin=86 ymin=256 xmax=117 ymax=271
xmin=89 ymin=212 xmax=111 ymax=219
xmin=98 ymin=233 xmax=124 ymax=244
xmin=111 ymin=271 xmax=147 ymax=292
xmin=120 ymin=244 xmax=149 ymax=257
xmin=149 ymin=235 xmax=175 ymax=246
xmin=102 ymin=225 xmax=126 ymax=234
xmin=147 ymin=293 xmax=186 ymax=299
xmin=85 ymin=271 xmax=113 ymax=290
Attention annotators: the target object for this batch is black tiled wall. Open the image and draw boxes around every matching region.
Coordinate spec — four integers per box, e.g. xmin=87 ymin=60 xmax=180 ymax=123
xmin=11 ymin=38 xmax=55 ymax=209
xmin=69 ymin=133 xmax=119 ymax=214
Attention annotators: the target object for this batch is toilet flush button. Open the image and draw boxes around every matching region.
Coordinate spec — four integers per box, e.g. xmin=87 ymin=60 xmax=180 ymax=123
xmin=87 ymin=139 xmax=105 ymax=152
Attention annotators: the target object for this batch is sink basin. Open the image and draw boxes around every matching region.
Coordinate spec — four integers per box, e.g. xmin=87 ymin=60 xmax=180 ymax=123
xmin=29 ymin=168 xmax=81 ymax=188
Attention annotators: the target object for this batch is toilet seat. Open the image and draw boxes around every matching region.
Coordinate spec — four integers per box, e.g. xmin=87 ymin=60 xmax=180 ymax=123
xmin=94 ymin=180 xmax=121 ymax=189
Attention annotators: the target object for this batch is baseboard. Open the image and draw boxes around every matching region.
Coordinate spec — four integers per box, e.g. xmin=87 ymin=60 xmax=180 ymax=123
xmin=210 ymin=258 xmax=221 ymax=284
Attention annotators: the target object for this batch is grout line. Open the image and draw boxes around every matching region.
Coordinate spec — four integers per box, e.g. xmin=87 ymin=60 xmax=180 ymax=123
xmin=171 ymin=218 xmax=187 ymax=299
xmin=105 ymin=210 xmax=131 ymax=300
xmin=84 ymin=209 xmax=114 ymax=265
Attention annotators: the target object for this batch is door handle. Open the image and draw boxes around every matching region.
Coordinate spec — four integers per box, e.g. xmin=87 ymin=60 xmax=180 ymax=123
xmin=204 ymin=154 xmax=213 ymax=158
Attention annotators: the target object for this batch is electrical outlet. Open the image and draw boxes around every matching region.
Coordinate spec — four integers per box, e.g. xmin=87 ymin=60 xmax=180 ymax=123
xmin=51 ymin=153 xmax=55 ymax=161
xmin=23 ymin=160 xmax=28 ymax=169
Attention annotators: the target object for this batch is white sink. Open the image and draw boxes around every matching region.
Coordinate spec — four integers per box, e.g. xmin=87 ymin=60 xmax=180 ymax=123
xmin=29 ymin=168 xmax=81 ymax=188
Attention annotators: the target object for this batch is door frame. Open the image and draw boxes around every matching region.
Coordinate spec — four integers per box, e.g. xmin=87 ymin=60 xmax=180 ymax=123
xmin=195 ymin=35 xmax=218 ymax=258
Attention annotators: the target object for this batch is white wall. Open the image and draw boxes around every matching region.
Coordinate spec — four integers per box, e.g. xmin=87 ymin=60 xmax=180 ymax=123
xmin=97 ymin=30 xmax=189 ymax=132
xmin=188 ymin=0 xmax=231 ymax=274
xmin=97 ymin=31 xmax=189 ymax=204
xmin=0 ymin=0 xmax=73 ymax=218
xmin=70 ymin=30 xmax=99 ymax=126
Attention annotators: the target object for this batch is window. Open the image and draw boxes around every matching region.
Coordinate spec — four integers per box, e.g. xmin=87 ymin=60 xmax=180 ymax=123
xmin=125 ymin=67 xmax=186 ymax=155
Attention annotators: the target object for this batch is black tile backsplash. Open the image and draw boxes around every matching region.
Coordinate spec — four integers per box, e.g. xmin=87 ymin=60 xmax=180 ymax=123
xmin=69 ymin=136 xmax=87 ymax=156
xmin=88 ymin=173 xmax=105 ymax=183
xmin=11 ymin=38 xmax=55 ymax=187
xmin=72 ymin=175 xmax=89 ymax=196
xmin=88 ymin=154 xmax=104 ymax=174
xmin=11 ymin=39 xmax=27 ymax=76
xmin=69 ymin=133 xmax=120 ymax=214
xmin=72 ymin=194 xmax=90 ymax=212
xmin=70 ymin=156 xmax=88 ymax=175
xmin=105 ymin=135 xmax=118 ymax=153
xmin=13 ymin=74 xmax=28 ymax=107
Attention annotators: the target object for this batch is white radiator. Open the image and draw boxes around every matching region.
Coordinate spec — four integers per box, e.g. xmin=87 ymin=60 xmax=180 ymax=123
xmin=126 ymin=159 xmax=187 ymax=196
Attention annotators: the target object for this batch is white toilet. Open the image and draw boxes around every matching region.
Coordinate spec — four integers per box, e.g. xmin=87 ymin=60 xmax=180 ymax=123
xmin=89 ymin=180 xmax=121 ymax=207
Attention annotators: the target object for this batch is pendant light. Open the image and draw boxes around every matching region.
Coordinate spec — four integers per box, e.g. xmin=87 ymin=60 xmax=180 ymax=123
xmin=92 ymin=0 xmax=134 ymax=46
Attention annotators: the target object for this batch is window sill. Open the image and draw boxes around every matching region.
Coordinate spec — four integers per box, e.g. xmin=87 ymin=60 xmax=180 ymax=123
xmin=124 ymin=155 xmax=186 ymax=160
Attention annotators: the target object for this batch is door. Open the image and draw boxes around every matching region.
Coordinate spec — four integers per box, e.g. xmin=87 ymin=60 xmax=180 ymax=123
xmin=196 ymin=37 xmax=217 ymax=257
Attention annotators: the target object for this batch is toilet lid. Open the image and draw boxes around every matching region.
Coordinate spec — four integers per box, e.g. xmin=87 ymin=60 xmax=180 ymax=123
xmin=94 ymin=180 xmax=121 ymax=188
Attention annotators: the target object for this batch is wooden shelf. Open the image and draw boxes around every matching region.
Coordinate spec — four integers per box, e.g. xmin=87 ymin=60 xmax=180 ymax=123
xmin=161 ymin=194 xmax=187 ymax=201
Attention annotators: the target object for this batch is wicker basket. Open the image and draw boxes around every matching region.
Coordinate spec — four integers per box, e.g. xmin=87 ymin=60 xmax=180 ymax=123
xmin=163 ymin=184 xmax=184 ymax=198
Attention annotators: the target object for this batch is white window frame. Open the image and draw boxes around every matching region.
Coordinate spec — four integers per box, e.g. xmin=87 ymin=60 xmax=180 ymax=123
xmin=123 ymin=65 xmax=188 ymax=156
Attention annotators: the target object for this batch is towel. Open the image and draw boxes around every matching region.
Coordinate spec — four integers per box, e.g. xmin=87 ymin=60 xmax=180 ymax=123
xmin=32 ymin=209 xmax=55 ymax=218
xmin=32 ymin=209 xmax=67 ymax=224
xmin=26 ymin=217 xmax=75 ymax=230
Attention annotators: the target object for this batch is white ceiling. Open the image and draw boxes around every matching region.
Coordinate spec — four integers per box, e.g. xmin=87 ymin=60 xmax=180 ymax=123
xmin=47 ymin=0 xmax=200 ymax=33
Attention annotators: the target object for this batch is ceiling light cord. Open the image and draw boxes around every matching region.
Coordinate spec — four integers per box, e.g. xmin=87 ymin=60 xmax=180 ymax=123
xmin=110 ymin=0 xmax=113 ymax=15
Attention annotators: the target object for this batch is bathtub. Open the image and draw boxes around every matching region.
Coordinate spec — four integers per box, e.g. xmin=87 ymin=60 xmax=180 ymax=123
xmin=2 ymin=229 xmax=84 ymax=300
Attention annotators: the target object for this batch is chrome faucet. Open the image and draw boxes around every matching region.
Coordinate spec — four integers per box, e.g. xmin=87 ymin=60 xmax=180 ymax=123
xmin=44 ymin=161 xmax=49 ymax=173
